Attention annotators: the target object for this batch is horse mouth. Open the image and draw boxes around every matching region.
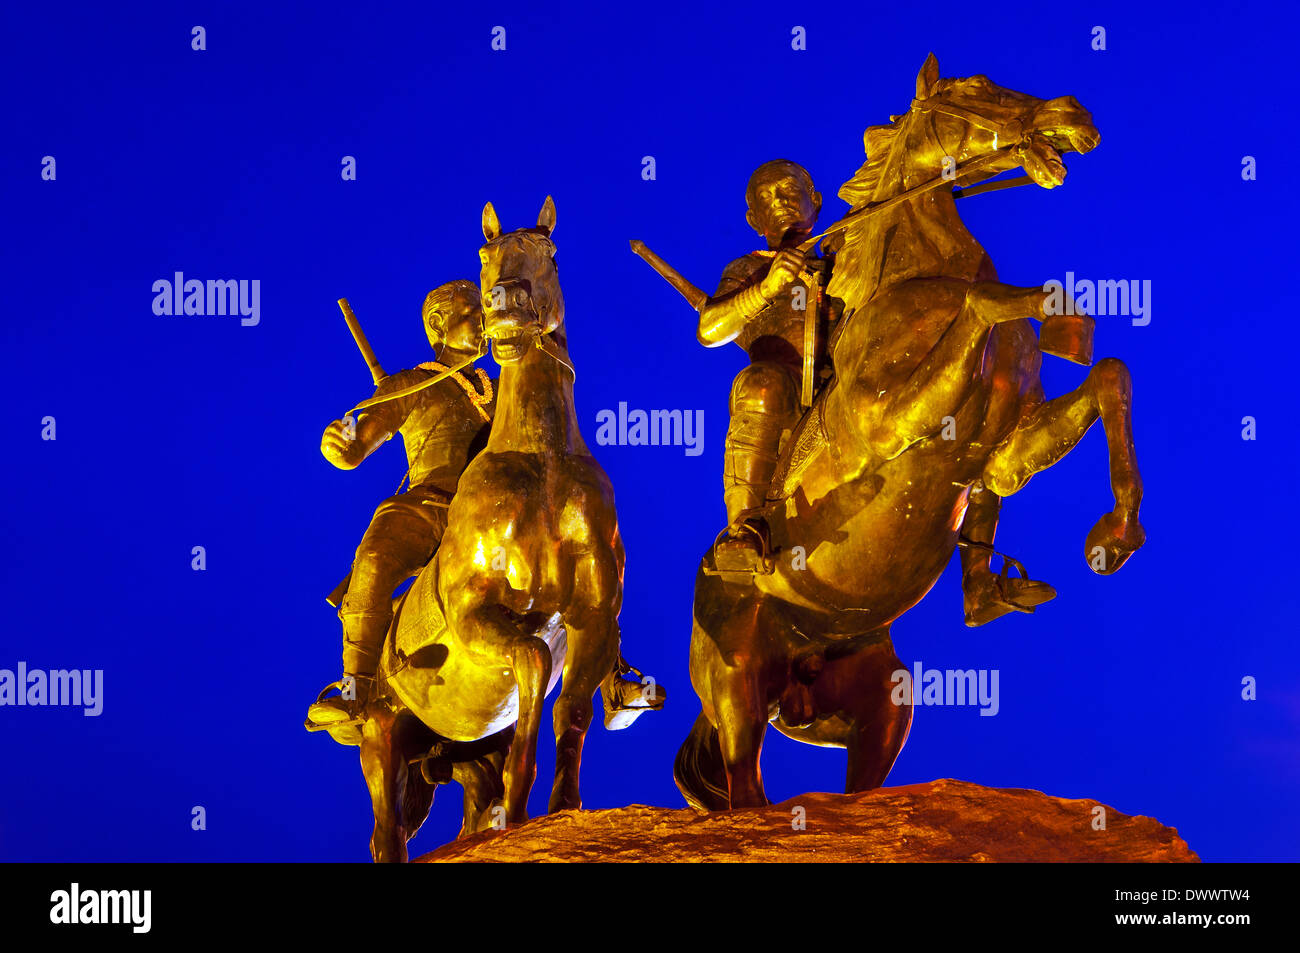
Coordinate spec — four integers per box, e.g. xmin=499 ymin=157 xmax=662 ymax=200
xmin=487 ymin=328 xmax=537 ymax=363
xmin=1040 ymin=123 xmax=1100 ymax=156
xmin=1024 ymin=102 xmax=1100 ymax=189
xmin=1021 ymin=136 xmax=1069 ymax=188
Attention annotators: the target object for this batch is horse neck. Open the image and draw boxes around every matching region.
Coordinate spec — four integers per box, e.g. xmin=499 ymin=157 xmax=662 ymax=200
xmin=832 ymin=154 xmax=988 ymax=309
xmin=487 ymin=332 xmax=585 ymax=455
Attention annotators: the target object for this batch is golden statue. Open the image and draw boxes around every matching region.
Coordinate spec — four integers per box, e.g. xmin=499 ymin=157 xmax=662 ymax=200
xmin=635 ymin=54 xmax=1142 ymax=810
xmin=309 ymin=280 xmax=495 ymax=729
xmin=307 ymin=205 xmax=664 ymax=859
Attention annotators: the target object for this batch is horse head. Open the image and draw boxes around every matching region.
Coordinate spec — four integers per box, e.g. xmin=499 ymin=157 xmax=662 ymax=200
xmin=840 ymin=53 xmax=1100 ymax=206
xmin=478 ymin=196 xmax=564 ymax=366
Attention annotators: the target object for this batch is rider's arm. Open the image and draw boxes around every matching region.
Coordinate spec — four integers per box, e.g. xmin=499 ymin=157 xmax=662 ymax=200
xmin=320 ymin=369 xmax=426 ymax=470
xmin=696 ymin=257 xmax=770 ymax=348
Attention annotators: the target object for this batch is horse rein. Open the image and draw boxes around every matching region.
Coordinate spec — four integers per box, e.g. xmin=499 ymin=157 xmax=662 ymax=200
xmin=798 ymin=96 xmax=1037 ymax=253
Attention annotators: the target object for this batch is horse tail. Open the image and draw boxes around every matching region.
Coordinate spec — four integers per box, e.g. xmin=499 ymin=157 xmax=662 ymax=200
xmin=402 ymin=761 xmax=436 ymax=842
xmin=674 ymin=711 xmax=731 ymax=812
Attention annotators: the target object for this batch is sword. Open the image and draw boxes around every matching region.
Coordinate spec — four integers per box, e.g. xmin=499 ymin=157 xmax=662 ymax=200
xmin=628 ymin=240 xmax=709 ymax=311
xmin=337 ymin=298 xmax=387 ymax=384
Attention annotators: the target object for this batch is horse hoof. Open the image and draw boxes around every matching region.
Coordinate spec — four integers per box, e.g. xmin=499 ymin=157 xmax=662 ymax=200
xmin=1084 ymin=511 xmax=1145 ymax=575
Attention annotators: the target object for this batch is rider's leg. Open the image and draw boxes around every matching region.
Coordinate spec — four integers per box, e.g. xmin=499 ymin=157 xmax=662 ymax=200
xmin=718 ymin=361 xmax=799 ymax=568
xmin=330 ymin=487 xmax=447 ymax=715
xmin=959 ymin=482 xmax=1057 ymax=627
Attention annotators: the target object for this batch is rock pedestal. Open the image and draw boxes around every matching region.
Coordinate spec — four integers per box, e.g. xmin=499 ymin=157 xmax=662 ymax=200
xmin=416 ymin=778 xmax=1198 ymax=863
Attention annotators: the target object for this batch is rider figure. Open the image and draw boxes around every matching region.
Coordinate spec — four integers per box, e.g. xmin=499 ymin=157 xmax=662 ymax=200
xmin=309 ymin=280 xmax=663 ymax=731
xmin=700 ymin=159 xmax=1055 ymax=624
xmin=698 ymin=159 xmax=830 ymax=573
xmin=312 ymin=280 xmax=495 ymax=725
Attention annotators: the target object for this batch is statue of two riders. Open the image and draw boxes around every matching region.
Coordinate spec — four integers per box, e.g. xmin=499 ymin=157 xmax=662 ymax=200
xmin=306 ymin=53 xmax=1145 ymax=851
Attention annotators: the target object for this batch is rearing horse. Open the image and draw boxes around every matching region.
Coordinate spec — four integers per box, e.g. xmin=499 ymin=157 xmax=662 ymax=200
xmin=676 ymin=54 xmax=1144 ymax=810
xmin=362 ymin=197 xmax=630 ymax=858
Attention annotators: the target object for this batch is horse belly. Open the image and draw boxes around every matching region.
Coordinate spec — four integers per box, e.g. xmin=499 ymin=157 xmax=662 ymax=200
xmin=768 ymin=445 xmax=970 ymax=625
xmin=386 ymin=558 xmax=568 ymax=742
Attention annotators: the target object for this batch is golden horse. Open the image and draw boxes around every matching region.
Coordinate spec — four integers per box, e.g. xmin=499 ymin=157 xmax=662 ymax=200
xmin=676 ymin=54 xmax=1143 ymax=810
xmin=360 ymin=197 xmax=637 ymax=859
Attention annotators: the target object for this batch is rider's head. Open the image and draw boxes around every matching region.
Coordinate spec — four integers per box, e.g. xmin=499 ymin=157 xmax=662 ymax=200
xmin=745 ymin=160 xmax=821 ymax=248
xmin=422 ymin=280 xmax=484 ymax=359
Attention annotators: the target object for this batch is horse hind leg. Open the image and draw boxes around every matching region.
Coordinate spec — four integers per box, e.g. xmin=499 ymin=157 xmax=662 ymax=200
xmin=777 ymin=631 xmax=912 ymax=794
xmin=453 ymin=749 xmax=506 ymax=837
xmin=982 ymin=357 xmax=1144 ymax=574
xmin=674 ymin=711 xmax=731 ymax=812
xmin=703 ymin=646 xmax=774 ymax=811
xmin=551 ymin=598 xmax=620 ymax=814
xmin=360 ymin=706 xmax=427 ymax=863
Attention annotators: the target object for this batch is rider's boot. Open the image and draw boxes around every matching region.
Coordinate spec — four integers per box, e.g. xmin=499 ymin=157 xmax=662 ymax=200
xmin=306 ymin=597 xmax=391 ymax=734
xmin=959 ymin=486 xmax=1057 ymax=627
xmin=962 ymin=560 xmax=1057 ymax=627
xmin=600 ymin=657 xmax=667 ymax=730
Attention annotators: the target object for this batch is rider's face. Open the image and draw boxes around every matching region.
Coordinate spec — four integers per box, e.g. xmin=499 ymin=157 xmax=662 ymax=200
xmin=429 ymin=288 xmax=485 ymax=356
xmin=753 ymin=174 xmax=817 ymax=242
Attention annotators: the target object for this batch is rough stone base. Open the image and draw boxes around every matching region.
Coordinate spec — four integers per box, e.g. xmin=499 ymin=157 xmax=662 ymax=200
xmin=416 ymin=778 xmax=1198 ymax=863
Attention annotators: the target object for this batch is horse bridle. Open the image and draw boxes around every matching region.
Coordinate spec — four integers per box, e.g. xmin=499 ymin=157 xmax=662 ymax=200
xmin=910 ymin=95 xmax=1028 ymax=151
xmin=799 ymin=93 xmax=1036 ymax=251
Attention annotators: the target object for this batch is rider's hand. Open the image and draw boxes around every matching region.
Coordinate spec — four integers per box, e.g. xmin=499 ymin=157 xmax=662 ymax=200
xmin=321 ymin=418 xmax=365 ymax=469
xmin=759 ymin=249 xmax=806 ymax=301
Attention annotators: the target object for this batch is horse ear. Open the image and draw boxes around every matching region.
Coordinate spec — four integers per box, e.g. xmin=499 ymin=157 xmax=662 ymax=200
xmin=915 ymin=52 xmax=940 ymax=100
xmin=537 ymin=195 xmax=556 ymax=236
xmin=482 ymin=202 xmax=501 ymax=241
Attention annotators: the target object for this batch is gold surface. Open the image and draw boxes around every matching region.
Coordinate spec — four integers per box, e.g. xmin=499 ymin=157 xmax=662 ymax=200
xmin=666 ymin=55 xmax=1143 ymax=811
xmin=314 ymin=200 xmax=660 ymax=861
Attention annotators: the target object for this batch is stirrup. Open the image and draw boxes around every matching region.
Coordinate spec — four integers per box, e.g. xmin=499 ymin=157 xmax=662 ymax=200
xmin=602 ymin=664 xmax=666 ymax=731
xmin=304 ymin=681 xmax=367 ymax=745
xmin=960 ymin=540 xmax=1057 ymax=627
xmin=705 ymin=521 xmax=775 ymax=579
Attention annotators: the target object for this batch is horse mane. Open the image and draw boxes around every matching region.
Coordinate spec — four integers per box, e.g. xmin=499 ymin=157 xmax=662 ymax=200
xmin=837 ymin=121 xmax=904 ymax=207
xmin=826 ymin=100 xmax=982 ymax=323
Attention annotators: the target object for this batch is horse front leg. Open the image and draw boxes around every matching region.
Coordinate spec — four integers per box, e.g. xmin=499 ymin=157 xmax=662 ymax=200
xmin=983 ymin=357 xmax=1144 ymax=573
xmin=450 ymin=599 xmax=552 ymax=827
